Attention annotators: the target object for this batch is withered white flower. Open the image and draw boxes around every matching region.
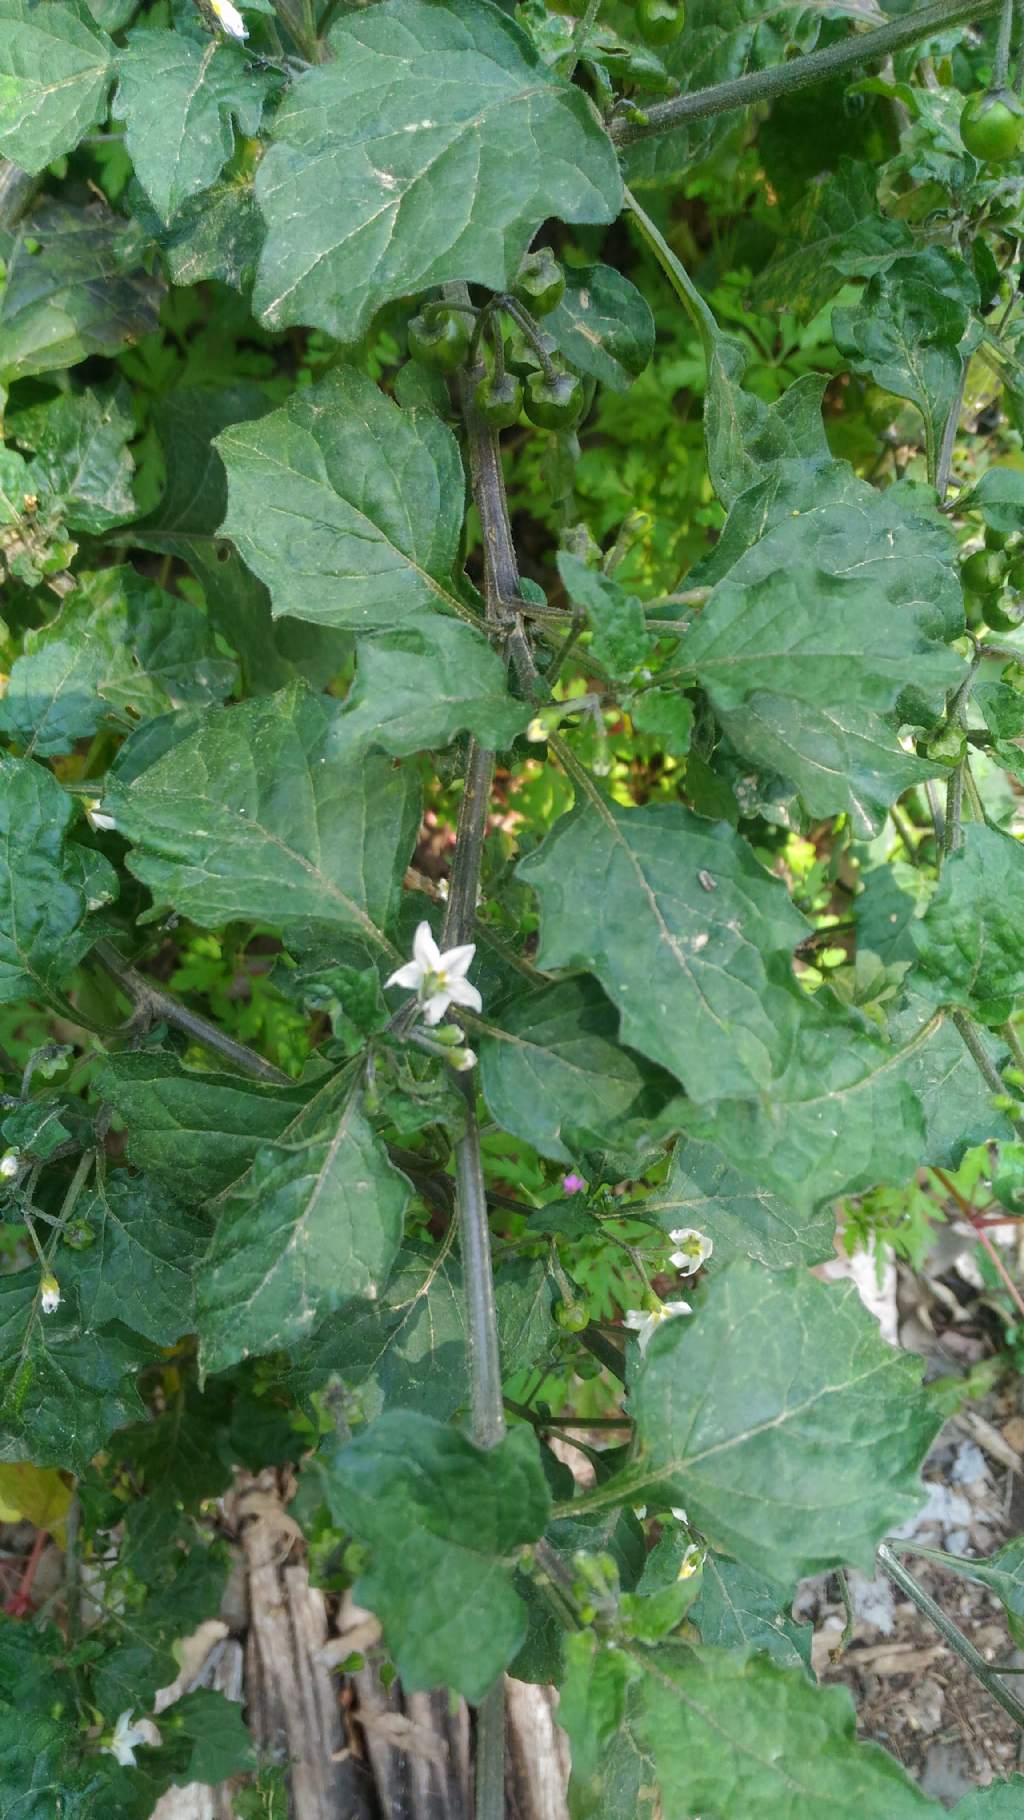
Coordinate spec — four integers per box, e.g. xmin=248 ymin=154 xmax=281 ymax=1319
xmin=386 ymin=921 xmax=482 ymax=1026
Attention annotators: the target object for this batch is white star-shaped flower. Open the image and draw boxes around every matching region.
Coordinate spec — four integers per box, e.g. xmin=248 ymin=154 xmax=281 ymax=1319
xmin=40 ymin=1274 xmax=61 ymax=1315
xmin=669 ymin=1228 xmax=713 ymax=1275
xmin=623 ymin=1299 xmax=692 ymax=1352
xmin=103 ymin=1710 xmax=160 ymax=1767
xmin=210 ymin=0 xmax=248 ymax=38
xmin=385 ymin=922 xmax=482 ymax=1027
xmin=0 ymin=1149 xmax=19 ymax=1180
xmin=84 ymin=799 xmax=117 ymax=833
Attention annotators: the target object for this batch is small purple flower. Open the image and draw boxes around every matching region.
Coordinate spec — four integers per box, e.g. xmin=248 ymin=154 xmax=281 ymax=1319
xmin=562 ymin=1172 xmax=586 ymax=1195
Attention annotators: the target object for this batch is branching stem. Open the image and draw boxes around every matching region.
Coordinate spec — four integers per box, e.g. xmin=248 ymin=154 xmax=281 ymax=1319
xmin=878 ymin=1542 xmax=1024 ymax=1728
xmin=93 ymin=941 xmax=293 ymax=1087
xmin=610 ymin=1 xmax=1002 ymax=145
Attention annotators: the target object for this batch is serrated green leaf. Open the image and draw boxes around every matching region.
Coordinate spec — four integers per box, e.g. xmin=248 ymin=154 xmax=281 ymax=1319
xmin=105 ymin=684 xmax=419 ymax=952
xmin=0 ymin=0 xmax=113 ymax=175
xmin=545 ymin=264 xmax=654 ymax=392
xmin=318 ymin=1410 xmax=550 ymax=1701
xmin=833 ymin=247 xmax=981 ymax=473
xmin=0 ymin=201 xmax=163 ymax=383
xmin=215 ymin=367 xmax=467 ymax=632
xmin=518 ymin=789 xmax=809 ymax=1100
xmin=680 ymin=461 xmax=964 ymax=833
xmin=907 ymin=824 xmax=1024 ymax=1014
xmin=70 ymin=1170 xmax=207 ymax=1346
xmin=197 ymin=1073 xmax=409 ymax=1375
xmin=681 ymin=986 xmax=934 ymax=1214
xmin=627 ymin=1261 xmax=937 ymax=1583
xmin=0 ymin=567 xmax=237 ymax=756
xmin=0 ymin=1268 xmax=148 ymax=1473
xmin=132 ymin=386 xmax=344 ymax=694
xmin=113 ymin=29 xmax=269 ymax=223
xmin=285 ymin=1241 xmax=550 ymax=1419
xmin=691 ymin=1554 xmax=812 ymax=1671
xmin=643 ymin=1135 xmax=835 ymax=1269
xmin=0 ymin=753 xmax=115 ymax=1006
xmin=751 ymin=158 xmax=912 ymax=319
xmin=580 ymin=1644 xmax=938 ymax=1820
xmin=8 ymin=379 xmax=136 ymax=534
xmin=343 ymin=619 xmax=530 ymax=755
xmin=252 ymin=0 xmax=622 ymax=341
xmin=478 ymin=975 xmax=683 ymax=1169
xmin=96 ymin=1050 xmax=308 ymax=1202
xmin=557 ymin=554 xmax=652 ymax=680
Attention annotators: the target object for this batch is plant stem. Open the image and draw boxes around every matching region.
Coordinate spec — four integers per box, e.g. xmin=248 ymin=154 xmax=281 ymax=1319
xmin=564 ymin=0 xmax=602 ymax=81
xmin=952 ymin=1008 xmax=1024 ymax=1141
xmin=611 ymin=0 xmax=1001 ymax=145
xmin=93 ymin=940 xmax=294 ymax=1087
xmin=933 ymin=1166 xmax=1024 ymax=1319
xmin=877 ymin=1542 xmax=1024 ymax=1728
xmin=994 ymin=0 xmax=1015 ymax=87
xmin=936 ymin=361 xmax=968 ymax=498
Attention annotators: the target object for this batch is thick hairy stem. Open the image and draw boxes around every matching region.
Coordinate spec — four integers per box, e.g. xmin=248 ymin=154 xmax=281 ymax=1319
xmin=878 ymin=1542 xmax=1024 ymax=1728
xmin=93 ymin=940 xmax=294 ymax=1087
xmin=610 ymin=0 xmax=1001 ymax=145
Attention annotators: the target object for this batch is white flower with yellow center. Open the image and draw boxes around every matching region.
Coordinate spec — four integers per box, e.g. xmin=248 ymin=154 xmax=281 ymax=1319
xmin=40 ymin=1273 xmax=61 ymax=1315
xmin=386 ymin=921 xmax=482 ymax=1027
xmin=0 ymin=1148 xmax=19 ymax=1180
xmin=623 ymin=1298 xmax=692 ymax=1352
xmin=211 ymin=0 xmax=248 ymax=39
xmin=669 ymin=1228 xmax=713 ymax=1276
xmin=103 ymin=1710 xmax=161 ymax=1767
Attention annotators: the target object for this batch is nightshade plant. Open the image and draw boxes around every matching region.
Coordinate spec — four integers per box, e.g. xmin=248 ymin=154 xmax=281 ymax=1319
xmin=5 ymin=0 xmax=1024 ymax=1814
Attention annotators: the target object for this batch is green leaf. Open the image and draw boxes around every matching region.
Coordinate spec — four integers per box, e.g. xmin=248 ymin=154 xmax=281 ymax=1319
xmin=96 ymin=1050 xmax=308 ymax=1202
xmin=681 ymin=461 xmax=964 ymax=833
xmin=908 ymin=824 xmax=1024 ymax=1015
xmin=706 ymin=366 xmax=831 ymax=515
xmin=751 ymin=159 xmax=913 ymax=320
xmin=113 ymin=29 xmax=269 ymax=223
xmin=691 ymin=1554 xmax=812 ymax=1671
xmin=894 ymin=1002 xmax=1013 ymax=1167
xmin=70 ymin=1170 xmax=207 ymax=1347
xmin=628 ymin=1261 xmax=938 ymax=1583
xmin=0 ymin=1268 xmax=147 ymax=1473
xmin=252 ymin=0 xmax=622 ymax=341
xmin=957 ymin=466 xmax=1024 ymax=539
xmin=104 ymin=684 xmax=419 ymax=952
xmin=8 ymin=379 xmax=136 ymax=534
xmin=0 ymin=753 xmax=115 ymax=1006
xmin=953 ymin=1778 xmax=1024 ymax=1817
xmin=128 ymin=174 xmax=264 ymax=292
xmin=478 ymin=975 xmax=683 ymax=1169
xmin=0 ymin=567 xmax=237 ymax=757
xmin=317 ymin=1410 xmax=550 ymax=1701
xmin=833 ymin=247 xmax=981 ymax=473
xmin=215 ymin=367 xmax=467 ymax=632
xmin=196 ymin=1073 xmax=410 ymax=1375
xmin=579 ymin=1644 xmax=938 ymax=1820
xmin=517 ymin=788 xmax=809 ymax=1100
xmin=643 ymin=1135 xmax=835 ymax=1269
xmin=343 ymin=620 xmax=530 ymax=755
xmin=285 ymin=1242 xmax=550 ymax=1419
xmin=0 ymin=201 xmax=163 ymax=383
xmin=132 ymin=385 xmax=344 ymax=693
xmin=164 ymin=1689 xmax=256 ymax=1787
xmin=920 ymin=1538 xmax=1024 ymax=1644
xmin=545 ymin=264 xmax=654 ymax=392
xmin=0 ymin=0 xmax=113 ymax=175
xmin=557 ymin=555 xmax=652 ymax=680
xmin=681 ymin=987 xmax=933 ymax=1215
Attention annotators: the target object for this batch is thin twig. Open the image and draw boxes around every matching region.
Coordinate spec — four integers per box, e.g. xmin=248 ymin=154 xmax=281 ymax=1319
xmin=934 ymin=1166 xmax=1024 ymax=1321
xmin=952 ymin=1009 xmax=1024 ymax=1141
xmin=877 ymin=1542 xmax=1024 ymax=1728
xmin=93 ymin=940 xmax=293 ymax=1087
xmin=610 ymin=0 xmax=1002 ymax=144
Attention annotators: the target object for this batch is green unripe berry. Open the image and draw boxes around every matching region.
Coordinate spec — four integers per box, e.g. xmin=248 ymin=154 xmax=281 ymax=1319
xmin=524 ymin=370 xmax=584 ymax=431
xmin=473 ymin=372 xmax=524 ymax=430
xmin=407 ymin=308 xmax=471 ymax=372
xmin=554 ymin=1299 xmax=589 ymax=1332
xmin=960 ymin=91 xmax=1024 ymax=163
xmin=513 ymin=249 xmax=565 ymax=318
xmin=961 ymin=548 xmax=1008 ymax=596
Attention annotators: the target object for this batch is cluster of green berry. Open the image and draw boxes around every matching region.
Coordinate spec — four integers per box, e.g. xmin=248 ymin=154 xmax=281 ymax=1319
xmin=961 ymin=528 xmax=1024 ymax=633
xmin=406 ymin=250 xmax=588 ymax=431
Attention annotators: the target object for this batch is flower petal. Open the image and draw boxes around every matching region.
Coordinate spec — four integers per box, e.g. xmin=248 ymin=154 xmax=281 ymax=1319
xmin=438 ymin=941 xmax=476 ymax=980
xmin=413 ymin=921 xmax=441 ymax=972
xmin=385 ymin=960 xmax=422 ymax=990
xmin=445 ymin=978 xmax=482 ymax=1013
xmin=422 ymin=991 xmax=450 ymax=1026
